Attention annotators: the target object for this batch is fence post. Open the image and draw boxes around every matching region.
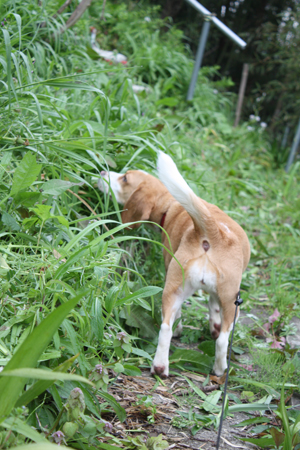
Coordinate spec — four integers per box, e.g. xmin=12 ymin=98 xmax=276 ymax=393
xmin=234 ymin=63 xmax=249 ymax=127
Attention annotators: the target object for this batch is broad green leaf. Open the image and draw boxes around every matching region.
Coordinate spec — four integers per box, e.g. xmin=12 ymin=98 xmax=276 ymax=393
xmin=0 ymin=152 xmax=12 ymax=180
xmin=201 ymin=390 xmax=222 ymax=412
xmin=10 ymin=445 xmax=70 ymax=450
xmin=91 ymin=297 xmax=104 ymax=342
xmin=62 ymin=319 xmax=89 ymax=376
xmin=198 ymin=340 xmax=215 ymax=357
xmin=44 ymin=80 xmax=105 ymax=97
xmin=228 ymin=403 xmax=277 ymax=412
xmin=113 ymin=363 xmax=124 ymax=373
xmin=130 ymin=347 xmax=152 ymax=360
xmin=121 ymin=305 xmax=157 ymax=338
xmin=0 ymin=290 xmax=87 ymax=422
xmin=10 ymin=152 xmax=42 ymax=196
xmin=13 ymin=191 xmax=41 ymax=207
xmin=31 ymin=204 xmax=52 ymax=221
xmin=42 ymin=179 xmax=83 ymax=196
xmin=1 ymin=417 xmax=47 ymax=443
xmin=129 ymin=296 xmax=152 ymax=311
xmin=183 ymin=376 xmax=207 ymax=401
xmin=235 ymin=416 xmax=271 ymax=427
xmin=155 ymin=97 xmax=179 ymax=107
xmin=230 ymin=377 xmax=279 ymax=398
xmin=170 ymin=349 xmax=213 ymax=371
xmin=105 ymin=285 xmax=119 ymax=315
xmin=123 ymin=364 xmax=142 ymax=376
xmin=0 ymin=255 xmax=11 ymax=271
xmin=1 ymin=212 xmax=21 ymax=231
xmin=115 ymin=286 xmax=162 ymax=308
xmin=97 ymin=391 xmax=126 ymax=422
xmin=0 ymin=368 xmax=94 ymax=386
xmin=54 ymin=215 xmax=69 ymax=227
xmin=15 ymin=355 xmax=79 ymax=407
xmin=240 ymin=436 xmax=275 ymax=448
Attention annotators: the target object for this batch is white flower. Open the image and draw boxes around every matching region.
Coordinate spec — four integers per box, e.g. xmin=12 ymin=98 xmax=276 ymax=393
xmin=255 ymin=116 xmax=261 ymax=121
xmin=144 ymin=16 xmax=151 ymax=22
xmin=247 ymin=126 xmax=254 ymax=131
xmin=256 ymin=97 xmax=261 ymax=102
xmin=260 ymin=122 xmax=267 ymax=128
xmin=249 ymin=114 xmax=255 ymax=120
xmin=213 ymin=89 xmax=218 ymax=94
xmin=293 ymin=21 xmax=299 ymax=28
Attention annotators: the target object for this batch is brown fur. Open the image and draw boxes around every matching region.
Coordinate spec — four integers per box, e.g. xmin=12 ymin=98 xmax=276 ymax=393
xmin=99 ymin=167 xmax=250 ymax=377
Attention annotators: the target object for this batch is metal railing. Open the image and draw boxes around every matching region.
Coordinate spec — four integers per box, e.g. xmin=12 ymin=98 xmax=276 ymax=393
xmin=185 ymin=0 xmax=247 ymax=100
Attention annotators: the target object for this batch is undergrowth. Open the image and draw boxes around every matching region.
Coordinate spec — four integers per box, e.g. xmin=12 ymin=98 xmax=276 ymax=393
xmin=0 ymin=0 xmax=299 ymax=449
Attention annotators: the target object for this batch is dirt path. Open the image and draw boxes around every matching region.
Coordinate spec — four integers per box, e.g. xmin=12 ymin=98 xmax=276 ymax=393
xmin=105 ymin=306 xmax=300 ymax=449
xmin=107 ymin=370 xmax=259 ymax=449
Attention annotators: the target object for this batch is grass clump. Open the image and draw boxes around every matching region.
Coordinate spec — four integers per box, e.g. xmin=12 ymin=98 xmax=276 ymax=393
xmin=0 ymin=0 xmax=300 ymax=448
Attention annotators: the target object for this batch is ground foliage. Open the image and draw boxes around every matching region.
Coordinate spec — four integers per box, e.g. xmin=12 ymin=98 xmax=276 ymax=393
xmin=0 ymin=0 xmax=300 ymax=449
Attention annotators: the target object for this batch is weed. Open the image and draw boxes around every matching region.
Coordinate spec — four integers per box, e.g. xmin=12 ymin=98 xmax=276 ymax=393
xmin=136 ymin=395 xmax=157 ymax=424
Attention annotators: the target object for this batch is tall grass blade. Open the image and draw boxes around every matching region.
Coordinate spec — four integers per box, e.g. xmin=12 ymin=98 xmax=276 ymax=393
xmin=2 ymin=417 xmax=48 ymax=443
xmin=15 ymin=355 xmax=79 ymax=407
xmin=0 ymin=290 xmax=87 ymax=422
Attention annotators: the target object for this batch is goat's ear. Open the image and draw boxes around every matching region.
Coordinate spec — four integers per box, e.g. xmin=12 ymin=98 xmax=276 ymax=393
xmin=121 ymin=183 xmax=154 ymax=229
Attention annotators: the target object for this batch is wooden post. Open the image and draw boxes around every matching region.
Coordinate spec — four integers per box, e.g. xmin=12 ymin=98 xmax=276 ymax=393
xmin=234 ymin=63 xmax=249 ymax=127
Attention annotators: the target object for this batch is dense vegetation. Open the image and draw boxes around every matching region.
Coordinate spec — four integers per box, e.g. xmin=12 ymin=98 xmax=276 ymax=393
xmin=158 ymin=0 xmax=300 ymax=142
xmin=0 ymin=0 xmax=299 ymax=449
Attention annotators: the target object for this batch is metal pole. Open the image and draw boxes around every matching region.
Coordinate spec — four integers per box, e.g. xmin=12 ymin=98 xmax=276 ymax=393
xmin=234 ymin=63 xmax=249 ymax=127
xmin=184 ymin=0 xmax=246 ymax=49
xmin=281 ymin=125 xmax=289 ymax=149
xmin=285 ymin=118 xmax=300 ymax=171
xmin=187 ymin=18 xmax=211 ymax=101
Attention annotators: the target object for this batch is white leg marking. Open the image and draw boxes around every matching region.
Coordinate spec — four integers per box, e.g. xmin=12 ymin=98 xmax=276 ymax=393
xmin=152 ymin=283 xmax=195 ymax=377
xmin=213 ymin=330 xmax=230 ymax=376
xmin=151 ymin=323 xmax=173 ymax=377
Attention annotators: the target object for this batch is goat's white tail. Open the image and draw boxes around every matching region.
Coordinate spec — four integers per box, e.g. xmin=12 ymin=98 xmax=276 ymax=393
xmin=157 ymin=152 xmax=218 ymax=236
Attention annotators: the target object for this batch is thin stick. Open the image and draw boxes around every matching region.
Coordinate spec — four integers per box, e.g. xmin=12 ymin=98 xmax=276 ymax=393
xmin=234 ymin=63 xmax=249 ymax=127
xmin=67 ymin=189 xmax=100 ymax=220
xmin=39 ymin=0 xmax=73 ymax=28
xmin=100 ymin=0 xmax=107 ymax=20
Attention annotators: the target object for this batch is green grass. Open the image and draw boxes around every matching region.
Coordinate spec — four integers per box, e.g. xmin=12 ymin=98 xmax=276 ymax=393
xmin=0 ymin=0 xmax=300 ymax=448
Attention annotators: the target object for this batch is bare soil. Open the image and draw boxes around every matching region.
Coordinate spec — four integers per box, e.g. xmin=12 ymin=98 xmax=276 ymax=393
xmin=105 ymin=305 xmax=300 ymax=449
